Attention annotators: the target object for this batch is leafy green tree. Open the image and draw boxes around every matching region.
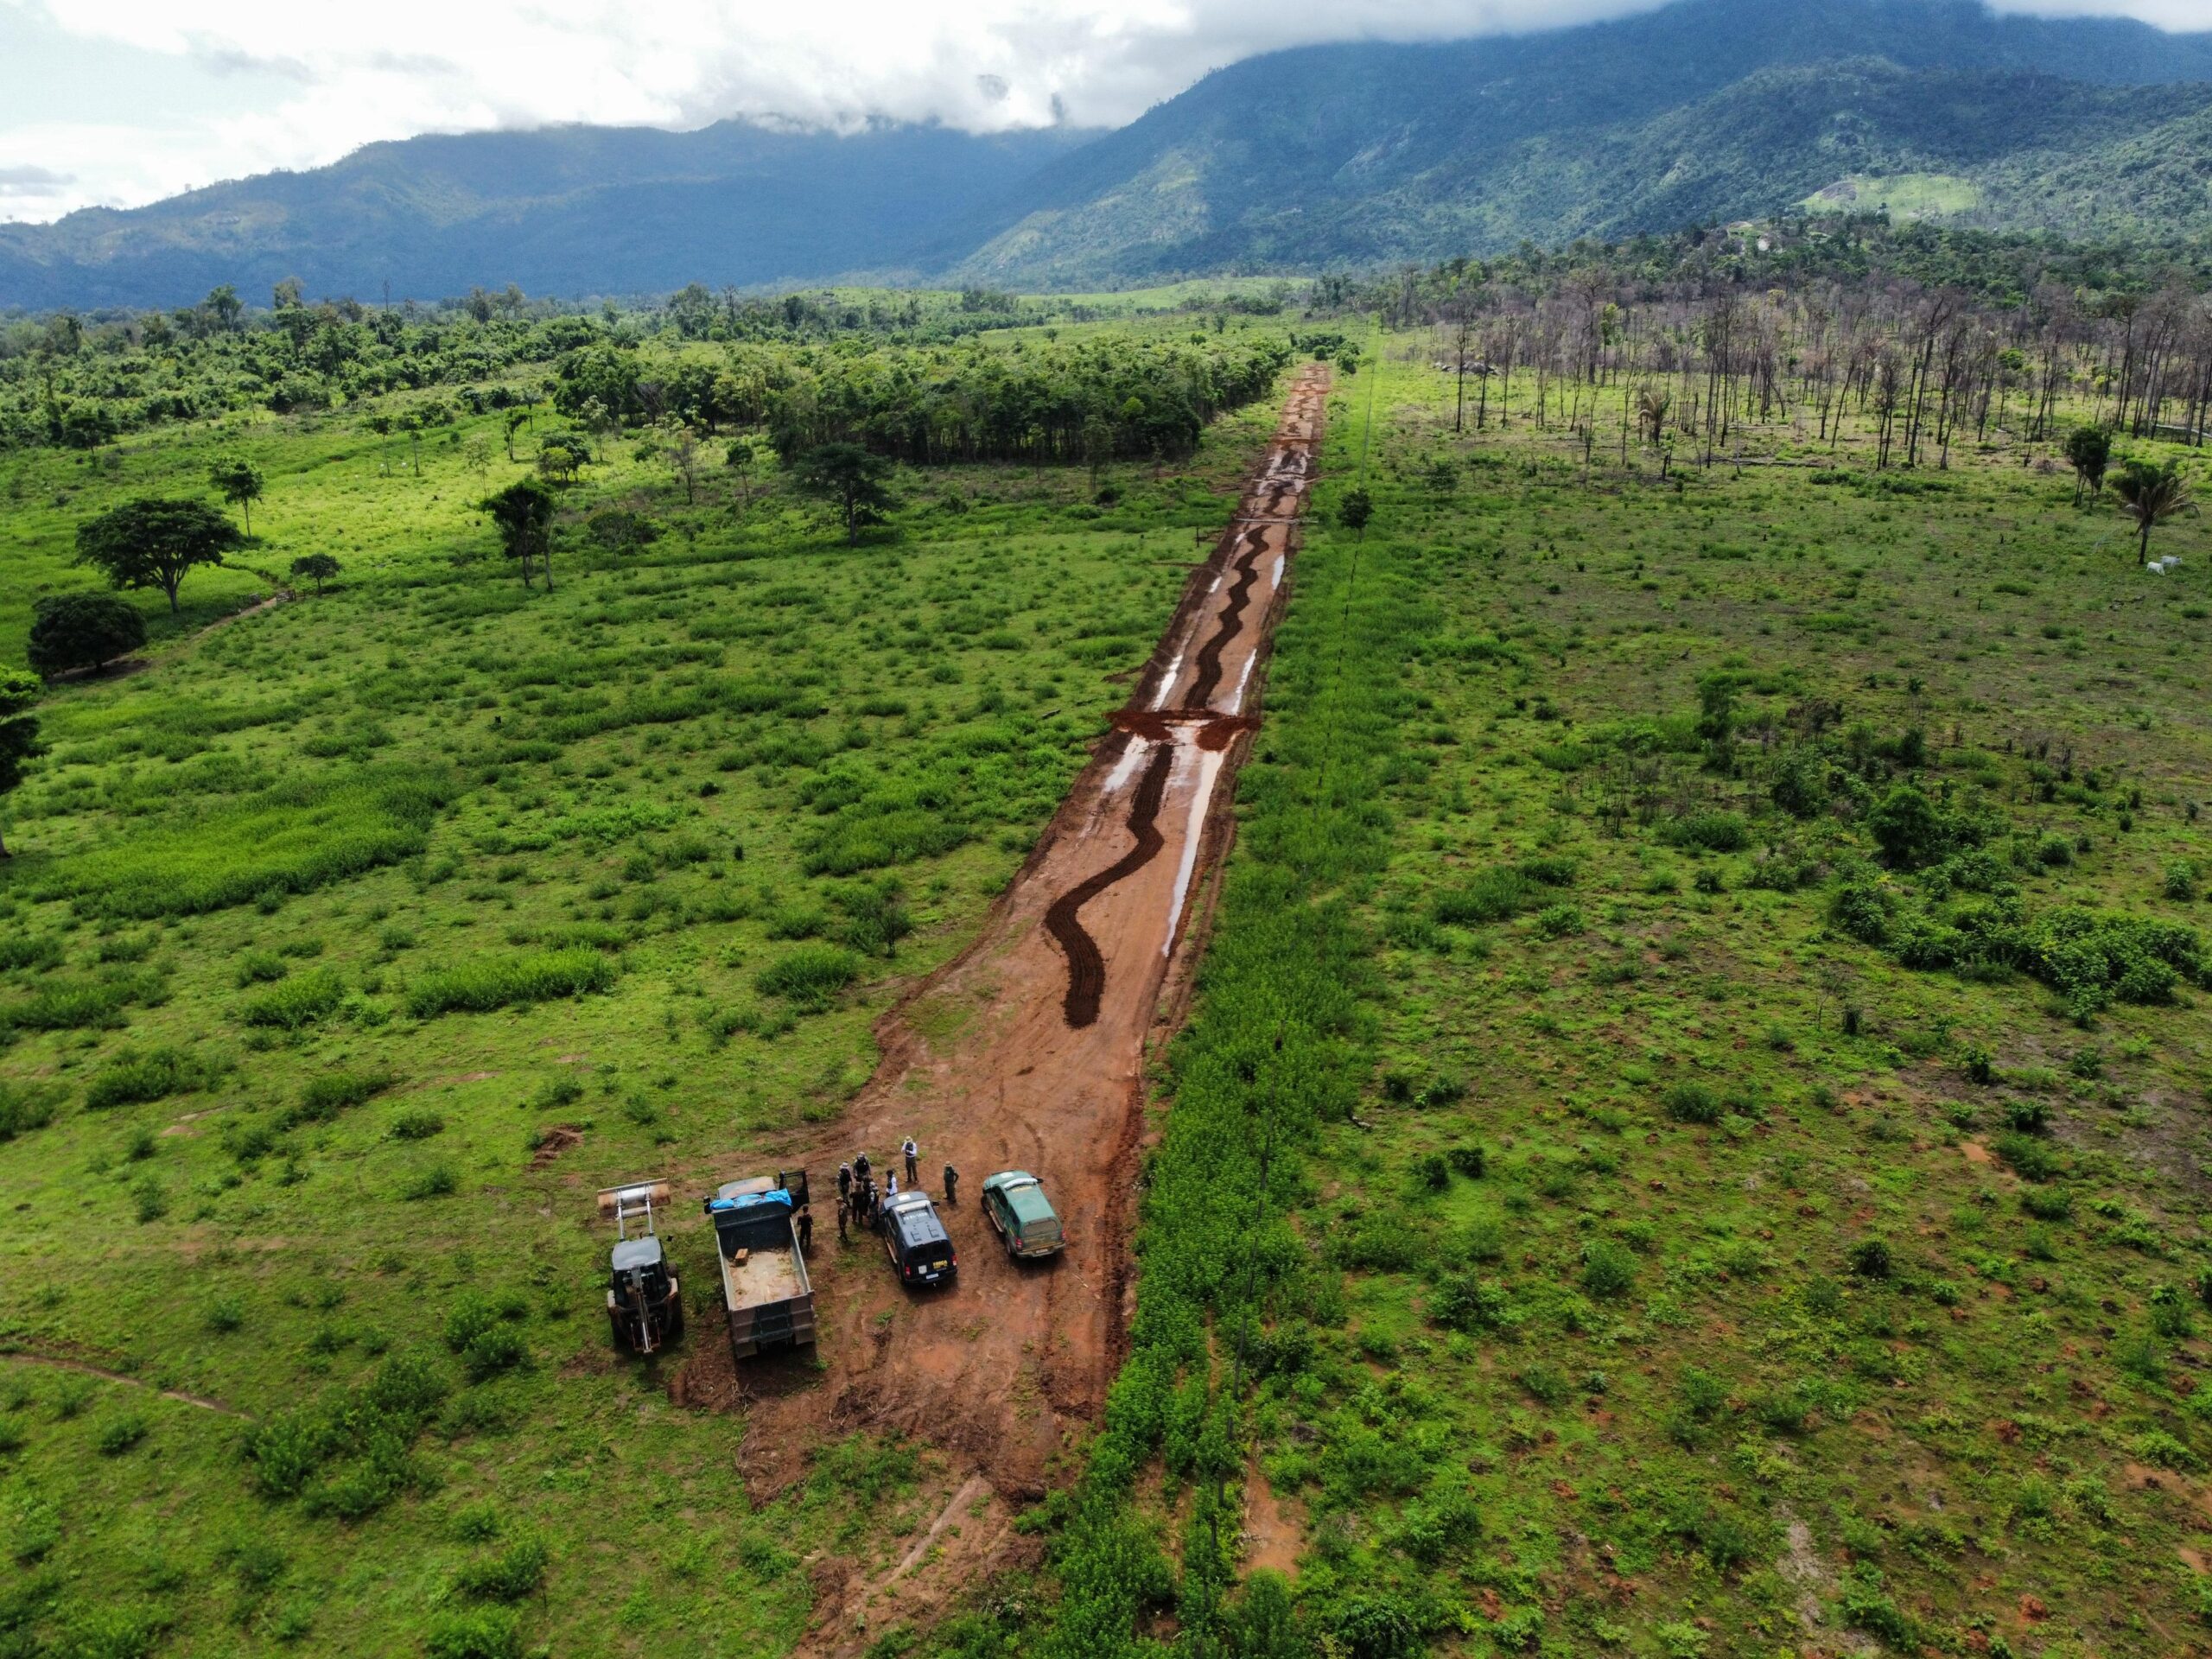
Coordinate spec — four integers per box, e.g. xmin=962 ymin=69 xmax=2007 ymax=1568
xmin=1338 ymin=486 xmax=1374 ymax=537
xmin=290 ymin=553 xmax=341 ymax=595
xmin=792 ymin=443 xmax=894 ymax=544
xmin=26 ymin=593 xmax=146 ymax=679
xmin=536 ymin=432 xmax=591 ymax=487
xmin=0 ymin=669 xmax=45 ymax=859
xmin=74 ymin=498 xmax=243 ymax=613
xmin=207 ymin=454 xmax=266 ymax=535
xmin=2111 ymin=459 xmax=2193 ymax=565
xmin=204 ymin=284 xmax=243 ymax=334
xmin=2064 ymin=425 xmax=2111 ymax=502
xmin=1869 ymin=783 xmax=1947 ymax=871
xmin=724 ymin=437 xmax=759 ymax=511
xmin=482 ymin=480 xmax=557 ymax=589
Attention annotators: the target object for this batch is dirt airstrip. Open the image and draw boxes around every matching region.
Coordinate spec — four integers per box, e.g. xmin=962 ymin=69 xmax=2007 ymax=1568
xmin=667 ymin=366 xmax=1329 ymax=1648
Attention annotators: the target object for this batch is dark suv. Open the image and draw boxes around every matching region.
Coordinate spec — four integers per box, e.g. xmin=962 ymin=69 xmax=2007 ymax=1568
xmin=876 ymin=1190 xmax=957 ymax=1287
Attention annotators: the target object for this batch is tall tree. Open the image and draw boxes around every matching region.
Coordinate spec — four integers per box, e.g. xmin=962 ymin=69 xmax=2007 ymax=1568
xmin=207 ymin=454 xmax=266 ymax=535
xmin=2064 ymin=425 xmax=2112 ymax=502
xmin=290 ymin=553 xmax=341 ymax=595
xmin=0 ymin=669 xmax=45 ymax=859
xmin=27 ymin=593 xmax=146 ymax=679
xmin=74 ymin=498 xmax=242 ymax=613
xmin=792 ymin=443 xmax=894 ymax=544
xmin=483 ymin=480 xmax=557 ymax=588
xmin=2111 ymin=460 xmax=2194 ymax=564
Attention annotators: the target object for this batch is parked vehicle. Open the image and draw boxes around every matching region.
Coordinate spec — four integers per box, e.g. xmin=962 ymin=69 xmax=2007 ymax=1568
xmin=876 ymin=1189 xmax=957 ymax=1287
xmin=980 ymin=1170 xmax=1065 ymax=1259
xmin=704 ymin=1170 xmax=816 ymax=1359
xmin=598 ymin=1179 xmax=683 ymax=1354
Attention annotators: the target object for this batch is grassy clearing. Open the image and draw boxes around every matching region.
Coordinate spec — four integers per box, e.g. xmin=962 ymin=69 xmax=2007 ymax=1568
xmin=0 ymin=313 xmax=1293 ymax=1656
xmin=1012 ymin=338 xmax=2212 ymax=1657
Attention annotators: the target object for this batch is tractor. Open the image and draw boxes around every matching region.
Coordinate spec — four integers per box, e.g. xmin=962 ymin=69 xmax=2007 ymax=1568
xmin=598 ymin=1179 xmax=684 ymax=1354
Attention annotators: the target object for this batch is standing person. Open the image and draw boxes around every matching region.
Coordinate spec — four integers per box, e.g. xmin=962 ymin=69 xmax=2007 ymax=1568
xmin=943 ymin=1164 xmax=959 ymax=1205
xmin=837 ymin=1162 xmax=853 ymax=1206
xmin=836 ymin=1197 xmax=848 ymax=1243
xmin=797 ymin=1205 xmax=813 ymax=1254
xmin=887 ymin=1172 xmax=899 ymax=1199
xmin=855 ymin=1151 xmax=872 ymax=1186
xmin=903 ymin=1137 xmax=919 ymax=1185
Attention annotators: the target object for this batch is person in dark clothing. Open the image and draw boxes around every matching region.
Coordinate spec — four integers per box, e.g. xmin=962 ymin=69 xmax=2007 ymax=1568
xmin=903 ymin=1137 xmax=919 ymax=1185
xmin=943 ymin=1165 xmax=959 ymax=1205
xmin=836 ymin=1199 xmax=848 ymax=1243
xmin=797 ymin=1206 xmax=813 ymax=1253
xmin=836 ymin=1162 xmax=853 ymax=1205
xmin=854 ymin=1152 xmax=872 ymax=1185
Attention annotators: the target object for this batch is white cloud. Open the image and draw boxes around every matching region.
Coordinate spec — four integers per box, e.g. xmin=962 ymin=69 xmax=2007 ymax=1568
xmin=1 ymin=0 xmax=2204 ymax=222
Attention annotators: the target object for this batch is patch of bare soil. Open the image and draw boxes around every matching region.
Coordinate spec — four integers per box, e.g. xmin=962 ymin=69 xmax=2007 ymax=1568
xmin=668 ymin=370 xmax=1331 ymax=1656
xmin=3 ymin=1350 xmax=250 ymax=1418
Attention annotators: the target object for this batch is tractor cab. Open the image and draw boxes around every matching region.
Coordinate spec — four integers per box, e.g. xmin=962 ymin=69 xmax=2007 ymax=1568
xmin=599 ymin=1179 xmax=684 ymax=1355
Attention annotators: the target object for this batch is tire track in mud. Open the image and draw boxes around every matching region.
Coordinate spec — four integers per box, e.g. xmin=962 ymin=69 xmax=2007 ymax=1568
xmin=1182 ymin=531 xmax=1263 ymax=711
xmin=1042 ymin=741 xmax=1176 ymax=1028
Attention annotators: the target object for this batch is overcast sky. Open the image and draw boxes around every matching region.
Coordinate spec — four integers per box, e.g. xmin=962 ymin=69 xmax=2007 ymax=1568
xmin=1 ymin=0 xmax=2206 ymax=223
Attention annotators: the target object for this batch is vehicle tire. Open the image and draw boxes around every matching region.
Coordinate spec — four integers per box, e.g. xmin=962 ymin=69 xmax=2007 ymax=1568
xmin=608 ymin=1308 xmax=631 ymax=1352
xmin=666 ymin=1291 xmax=685 ymax=1342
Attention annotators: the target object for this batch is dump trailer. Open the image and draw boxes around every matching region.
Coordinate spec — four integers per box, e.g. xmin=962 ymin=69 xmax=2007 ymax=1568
xmin=705 ymin=1171 xmax=816 ymax=1359
xmin=598 ymin=1179 xmax=683 ymax=1355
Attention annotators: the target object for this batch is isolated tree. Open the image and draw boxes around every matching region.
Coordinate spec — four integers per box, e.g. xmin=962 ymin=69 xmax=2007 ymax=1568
xmin=1637 ymin=386 xmax=1672 ymax=444
xmin=290 ymin=553 xmax=341 ymax=595
xmin=26 ymin=593 xmax=146 ymax=679
xmin=725 ymin=437 xmax=759 ymax=511
xmin=0 ymin=669 xmax=45 ymax=859
xmin=665 ymin=423 xmax=702 ymax=505
xmin=483 ymin=479 xmax=557 ymax=589
xmin=74 ymin=497 xmax=242 ymax=613
xmin=2112 ymin=459 xmax=2194 ymax=565
xmin=793 ymin=442 xmax=894 ymax=544
xmin=536 ymin=432 xmax=590 ymax=487
xmin=2064 ymin=426 xmax=2112 ymax=503
xmin=1338 ymin=486 xmax=1374 ymax=538
xmin=207 ymin=454 xmax=265 ymax=536
xmin=204 ymin=284 xmax=243 ymax=334
xmin=504 ymin=408 xmax=530 ymax=461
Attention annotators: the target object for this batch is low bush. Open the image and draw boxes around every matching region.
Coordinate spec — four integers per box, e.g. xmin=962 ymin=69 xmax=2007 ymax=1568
xmin=239 ymin=968 xmax=345 ymax=1030
xmin=287 ymin=1069 xmax=400 ymax=1126
xmin=454 ymin=1536 xmax=548 ymax=1602
xmin=753 ymin=944 xmax=863 ymax=1008
xmin=1662 ymin=1082 xmax=1724 ymax=1124
xmin=404 ymin=949 xmax=616 ymax=1018
xmin=83 ymin=1046 xmax=211 ymax=1109
xmin=1666 ymin=811 xmax=1750 ymax=853
xmin=423 ymin=1607 xmax=522 ymax=1659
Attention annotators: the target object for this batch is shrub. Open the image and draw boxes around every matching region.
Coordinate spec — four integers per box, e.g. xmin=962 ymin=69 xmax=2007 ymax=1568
xmin=1580 ymin=1239 xmax=1637 ymax=1299
xmin=234 ymin=950 xmax=288 ymax=988
xmin=400 ymin=1164 xmax=458 ymax=1201
xmin=454 ymin=1535 xmax=548 ymax=1601
xmin=1410 ymin=1151 xmax=1450 ymax=1192
xmin=389 ymin=1110 xmax=445 ymax=1141
xmin=1666 ymin=811 xmax=1749 ymax=853
xmin=1847 ymin=1239 xmax=1892 ymax=1280
xmin=1446 ymin=1145 xmax=1486 ymax=1179
xmin=1532 ymin=903 xmax=1583 ymax=939
xmin=206 ymin=1296 xmax=245 ymax=1333
xmin=753 ymin=944 xmax=863 ymax=1008
xmin=1961 ymin=1045 xmax=1994 ymax=1085
xmin=3 ymin=970 xmax=162 ymax=1033
xmin=83 ymin=1046 xmax=209 ymax=1109
xmin=239 ymin=969 xmax=344 ymax=1030
xmin=1433 ymin=867 xmax=1535 ymax=925
xmin=1992 ymin=1131 xmax=2060 ymax=1182
xmin=288 ymin=1069 xmax=399 ymax=1126
xmin=131 ymin=1177 xmax=168 ymax=1224
xmin=1868 ymin=785 xmax=1948 ymax=870
xmin=0 ymin=1082 xmax=61 ymax=1143
xmin=424 ymin=1607 xmax=522 ymax=1659
xmin=405 ymin=949 xmax=615 ymax=1018
xmin=1429 ymin=1273 xmax=1515 ymax=1334
xmin=94 ymin=1414 xmax=149 ymax=1456
xmin=2020 ymin=1185 xmax=2073 ymax=1221
xmin=2166 ymin=860 xmax=2199 ymax=902
xmin=1662 ymin=1083 xmax=1723 ymax=1124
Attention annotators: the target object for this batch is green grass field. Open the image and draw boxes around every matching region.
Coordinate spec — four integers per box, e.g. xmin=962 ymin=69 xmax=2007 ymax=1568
xmin=1039 ymin=338 xmax=2212 ymax=1658
xmin=0 ymin=320 xmax=1288 ymax=1657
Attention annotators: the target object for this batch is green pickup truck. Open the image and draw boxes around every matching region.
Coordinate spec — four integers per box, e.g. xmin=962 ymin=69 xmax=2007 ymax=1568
xmin=981 ymin=1170 xmax=1065 ymax=1260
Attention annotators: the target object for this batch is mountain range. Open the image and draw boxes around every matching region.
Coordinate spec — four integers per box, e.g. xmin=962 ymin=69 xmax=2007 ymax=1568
xmin=5 ymin=0 xmax=2212 ymax=310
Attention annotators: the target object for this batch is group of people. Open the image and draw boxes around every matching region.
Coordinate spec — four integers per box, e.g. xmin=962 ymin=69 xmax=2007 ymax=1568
xmin=829 ymin=1138 xmax=958 ymax=1243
